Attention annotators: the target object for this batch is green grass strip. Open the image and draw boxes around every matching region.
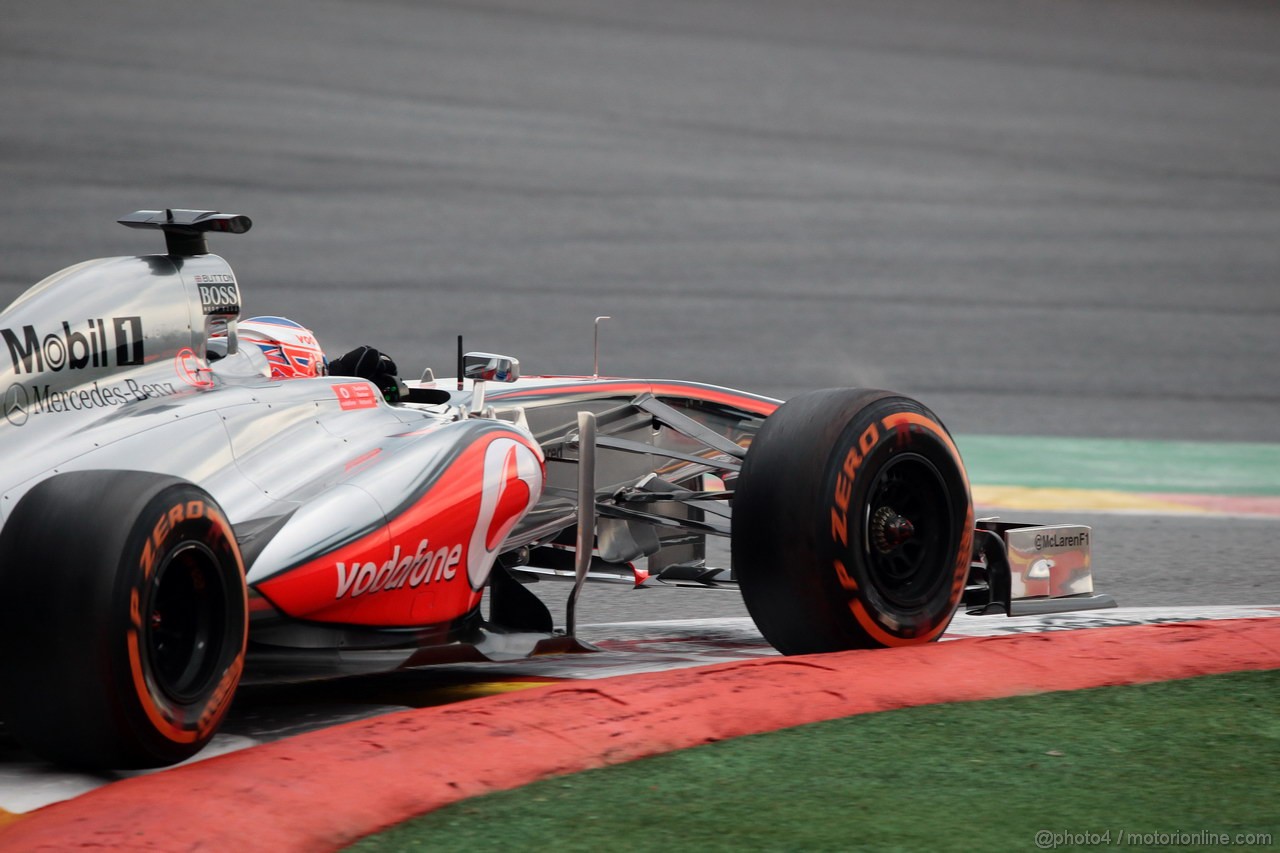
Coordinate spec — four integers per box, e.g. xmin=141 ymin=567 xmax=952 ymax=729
xmin=348 ymin=670 xmax=1279 ymax=852
xmin=956 ymin=435 xmax=1280 ymax=496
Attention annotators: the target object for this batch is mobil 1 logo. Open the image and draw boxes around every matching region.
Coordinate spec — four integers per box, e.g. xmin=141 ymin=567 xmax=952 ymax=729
xmin=2 ymin=317 xmax=144 ymax=375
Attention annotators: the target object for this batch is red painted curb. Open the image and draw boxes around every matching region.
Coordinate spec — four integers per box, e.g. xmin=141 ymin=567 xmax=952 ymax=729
xmin=3 ymin=618 xmax=1277 ymax=851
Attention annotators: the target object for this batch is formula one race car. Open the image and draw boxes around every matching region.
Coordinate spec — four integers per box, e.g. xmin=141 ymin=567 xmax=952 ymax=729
xmin=0 ymin=211 xmax=1113 ymax=769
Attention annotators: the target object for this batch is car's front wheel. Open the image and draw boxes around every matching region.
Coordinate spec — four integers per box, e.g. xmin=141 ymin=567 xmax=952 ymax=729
xmin=733 ymin=389 xmax=973 ymax=654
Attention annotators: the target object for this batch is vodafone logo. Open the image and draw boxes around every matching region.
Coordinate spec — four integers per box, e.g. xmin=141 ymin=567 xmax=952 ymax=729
xmin=325 ymin=435 xmax=544 ymax=603
xmin=467 ymin=437 xmax=544 ymax=590
xmin=334 ymin=382 xmax=378 ymax=410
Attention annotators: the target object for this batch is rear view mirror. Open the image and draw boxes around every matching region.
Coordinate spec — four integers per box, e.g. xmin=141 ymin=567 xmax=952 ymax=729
xmin=463 ymin=352 xmax=520 ymax=383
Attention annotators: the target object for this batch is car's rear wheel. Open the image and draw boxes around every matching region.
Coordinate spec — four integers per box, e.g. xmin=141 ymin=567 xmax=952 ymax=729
xmin=733 ymin=389 xmax=973 ymax=654
xmin=0 ymin=471 xmax=247 ymax=768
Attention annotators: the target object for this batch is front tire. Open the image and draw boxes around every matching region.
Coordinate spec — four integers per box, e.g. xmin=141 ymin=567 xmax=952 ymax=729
xmin=733 ymin=389 xmax=973 ymax=654
xmin=0 ymin=471 xmax=247 ymax=768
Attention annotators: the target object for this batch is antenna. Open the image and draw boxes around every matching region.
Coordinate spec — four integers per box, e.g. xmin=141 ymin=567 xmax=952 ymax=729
xmin=593 ymin=316 xmax=611 ymax=379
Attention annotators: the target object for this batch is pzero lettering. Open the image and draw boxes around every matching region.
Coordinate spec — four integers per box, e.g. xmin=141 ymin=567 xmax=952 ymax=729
xmin=830 ymin=423 xmax=880 ymax=547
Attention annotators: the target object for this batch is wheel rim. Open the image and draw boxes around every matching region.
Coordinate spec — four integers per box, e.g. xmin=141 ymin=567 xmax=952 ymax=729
xmin=147 ymin=541 xmax=229 ymax=703
xmin=861 ymin=453 xmax=955 ymax=609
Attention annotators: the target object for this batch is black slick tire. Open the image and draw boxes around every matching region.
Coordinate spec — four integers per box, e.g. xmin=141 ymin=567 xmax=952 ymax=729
xmin=733 ymin=389 xmax=973 ymax=654
xmin=0 ymin=471 xmax=248 ymax=769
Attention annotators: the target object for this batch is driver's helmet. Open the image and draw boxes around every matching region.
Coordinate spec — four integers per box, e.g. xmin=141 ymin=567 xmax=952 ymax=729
xmin=237 ymin=316 xmax=328 ymax=379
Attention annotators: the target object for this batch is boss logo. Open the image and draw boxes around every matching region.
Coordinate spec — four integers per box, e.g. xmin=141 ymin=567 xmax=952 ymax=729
xmin=195 ymin=276 xmax=241 ymax=315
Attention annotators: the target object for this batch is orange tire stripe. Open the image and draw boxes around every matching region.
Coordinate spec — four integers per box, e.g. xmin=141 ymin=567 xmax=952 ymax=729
xmin=844 ymin=411 xmax=973 ymax=644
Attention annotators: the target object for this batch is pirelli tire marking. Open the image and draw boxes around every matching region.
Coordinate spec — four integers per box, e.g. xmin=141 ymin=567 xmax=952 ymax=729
xmin=125 ymin=495 xmax=248 ymax=749
xmin=827 ymin=411 xmax=973 ymax=647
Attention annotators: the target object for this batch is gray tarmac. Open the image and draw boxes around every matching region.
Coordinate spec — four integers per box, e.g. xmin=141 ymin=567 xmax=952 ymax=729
xmin=3 ymin=0 xmax=1278 ymax=623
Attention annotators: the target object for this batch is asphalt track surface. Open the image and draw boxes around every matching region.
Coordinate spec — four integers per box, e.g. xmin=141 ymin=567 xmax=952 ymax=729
xmin=2 ymin=0 xmax=1279 ymax=828
xmin=3 ymin=0 xmax=1279 ymax=612
xmin=3 ymin=0 xmax=1279 ymax=442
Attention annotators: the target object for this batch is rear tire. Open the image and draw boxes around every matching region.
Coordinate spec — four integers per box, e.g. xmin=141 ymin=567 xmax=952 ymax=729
xmin=733 ymin=389 xmax=973 ymax=654
xmin=0 ymin=471 xmax=247 ymax=768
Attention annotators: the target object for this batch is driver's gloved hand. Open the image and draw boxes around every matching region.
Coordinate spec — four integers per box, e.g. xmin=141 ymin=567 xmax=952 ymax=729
xmin=329 ymin=346 xmax=404 ymax=403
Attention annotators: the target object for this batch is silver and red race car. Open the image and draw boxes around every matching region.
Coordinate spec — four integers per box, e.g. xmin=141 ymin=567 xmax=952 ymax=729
xmin=0 ymin=210 xmax=1112 ymax=769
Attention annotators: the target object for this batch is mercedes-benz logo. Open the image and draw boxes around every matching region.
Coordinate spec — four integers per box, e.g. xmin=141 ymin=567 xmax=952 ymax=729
xmin=4 ymin=384 xmax=29 ymax=427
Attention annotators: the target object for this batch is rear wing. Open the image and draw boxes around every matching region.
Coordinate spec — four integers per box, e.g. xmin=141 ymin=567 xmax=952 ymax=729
xmin=117 ymin=209 xmax=252 ymax=257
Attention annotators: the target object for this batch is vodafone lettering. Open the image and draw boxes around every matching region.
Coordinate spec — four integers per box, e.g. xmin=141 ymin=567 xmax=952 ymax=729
xmin=323 ymin=435 xmax=544 ymax=607
xmin=334 ymin=538 xmax=462 ymax=600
